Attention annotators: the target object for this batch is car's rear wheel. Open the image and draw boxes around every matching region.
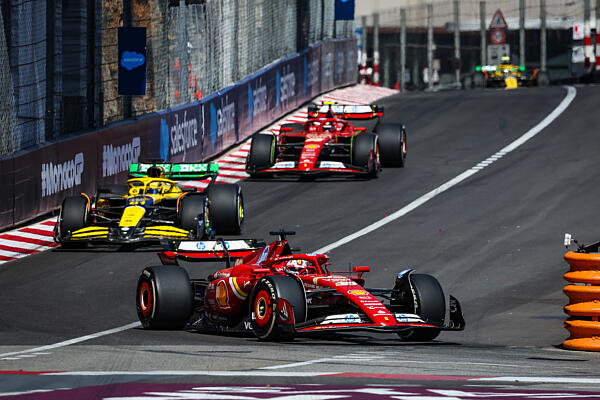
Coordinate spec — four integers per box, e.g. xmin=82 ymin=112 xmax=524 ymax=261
xmin=472 ymin=72 xmax=485 ymax=88
xmin=208 ymin=184 xmax=244 ymax=235
xmin=397 ymin=274 xmax=445 ymax=341
xmin=58 ymin=196 xmax=89 ymax=247
xmin=377 ymin=123 xmax=406 ymax=168
xmin=352 ymin=132 xmax=379 ymax=178
xmin=250 ymin=275 xmax=306 ymax=341
xmin=136 ymin=266 xmax=193 ymax=330
xmin=536 ymin=71 xmax=550 ymax=87
xmin=247 ymin=133 xmax=276 ymax=175
xmin=178 ymin=195 xmax=209 ymax=238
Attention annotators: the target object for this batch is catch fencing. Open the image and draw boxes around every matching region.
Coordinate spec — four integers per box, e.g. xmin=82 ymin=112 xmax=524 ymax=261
xmin=359 ymin=0 xmax=598 ymax=90
xmin=0 ymin=0 xmax=354 ymax=157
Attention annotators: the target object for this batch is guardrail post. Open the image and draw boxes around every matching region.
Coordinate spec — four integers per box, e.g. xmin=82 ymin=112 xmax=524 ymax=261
xmin=373 ymin=12 xmax=380 ymax=86
xmin=480 ymin=1 xmax=486 ymax=66
xmin=400 ymin=8 xmax=406 ymax=91
xmin=563 ymin=251 xmax=600 ymax=351
xmin=453 ymin=0 xmax=460 ymax=85
xmin=519 ymin=0 xmax=525 ymax=67
xmin=540 ymin=0 xmax=547 ymax=72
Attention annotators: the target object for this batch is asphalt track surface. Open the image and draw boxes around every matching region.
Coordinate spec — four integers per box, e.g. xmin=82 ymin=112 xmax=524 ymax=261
xmin=2 ymin=85 xmax=600 ymax=398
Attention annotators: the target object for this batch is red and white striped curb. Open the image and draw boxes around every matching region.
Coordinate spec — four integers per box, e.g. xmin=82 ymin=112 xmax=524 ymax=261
xmin=0 ymin=85 xmax=398 ymax=265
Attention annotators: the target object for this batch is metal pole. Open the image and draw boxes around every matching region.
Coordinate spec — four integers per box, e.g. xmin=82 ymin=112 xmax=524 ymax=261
xmin=122 ymin=0 xmax=132 ymax=119
xmin=360 ymin=15 xmax=367 ymax=83
xmin=373 ymin=13 xmax=380 ymax=86
xmin=427 ymin=2 xmax=433 ymax=90
xmin=584 ymin=0 xmax=592 ymax=69
xmin=519 ymin=0 xmax=525 ymax=67
xmin=45 ymin=0 xmax=55 ymax=140
xmin=540 ymin=0 xmax=546 ymax=71
xmin=400 ymin=8 xmax=406 ymax=91
xmin=453 ymin=0 xmax=460 ymax=84
xmin=383 ymin=46 xmax=390 ymax=87
xmin=596 ymin=0 xmax=600 ymax=71
xmin=480 ymin=1 xmax=486 ymax=65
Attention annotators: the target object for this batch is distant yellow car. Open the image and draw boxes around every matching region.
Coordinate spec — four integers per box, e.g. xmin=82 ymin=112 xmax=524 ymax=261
xmin=469 ymin=62 xmax=549 ymax=89
xmin=54 ymin=162 xmax=244 ymax=247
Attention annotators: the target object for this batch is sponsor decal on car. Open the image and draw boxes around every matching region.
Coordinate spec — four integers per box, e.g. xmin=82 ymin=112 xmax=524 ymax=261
xmin=41 ymin=152 xmax=84 ymax=197
xmin=272 ymin=161 xmax=296 ymax=169
xmin=347 ymin=289 xmax=368 ymax=296
xmin=319 ymin=161 xmax=345 ymax=169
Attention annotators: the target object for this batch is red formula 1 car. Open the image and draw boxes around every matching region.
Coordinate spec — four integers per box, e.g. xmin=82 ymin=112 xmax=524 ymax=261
xmin=245 ymin=102 xmax=407 ymax=179
xmin=136 ymin=231 xmax=464 ymax=341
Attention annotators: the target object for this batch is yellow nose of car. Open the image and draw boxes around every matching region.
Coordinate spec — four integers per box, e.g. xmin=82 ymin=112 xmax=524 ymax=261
xmin=120 ymin=206 xmax=146 ymax=227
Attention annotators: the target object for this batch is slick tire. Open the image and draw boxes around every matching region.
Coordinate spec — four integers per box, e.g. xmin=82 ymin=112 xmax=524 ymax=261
xmin=536 ymin=71 xmax=550 ymax=87
xmin=178 ymin=195 xmax=208 ymax=238
xmin=208 ymin=184 xmax=244 ymax=235
xmin=247 ymin=133 xmax=276 ymax=175
xmin=377 ymin=123 xmax=407 ymax=168
xmin=58 ymin=196 xmax=89 ymax=248
xmin=136 ymin=266 xmax=193 ymax=330
xmin=398 ymin=274 xmax=445 ymax=341
xmin=351 ymin=132 xmax=380 ymax=179
xmin=250 ymin=275 xmax=306 ymax=341
xmin=472 ymin=72 xmax=485 ymax=89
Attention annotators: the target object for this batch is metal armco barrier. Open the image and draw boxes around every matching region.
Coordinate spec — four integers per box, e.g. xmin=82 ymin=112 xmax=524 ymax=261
xmin=563 ymin=251 xmax=600 ymax=351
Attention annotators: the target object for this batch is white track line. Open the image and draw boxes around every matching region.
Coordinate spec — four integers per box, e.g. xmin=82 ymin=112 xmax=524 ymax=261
xmin=315 ymin=86 xmax=577 ymax=254
xmin=0 ymin=322 xmax=140 ymax=358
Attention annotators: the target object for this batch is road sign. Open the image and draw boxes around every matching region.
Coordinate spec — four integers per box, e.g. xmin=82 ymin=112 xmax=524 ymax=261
xmin=490 ymin=29 xmax=506 ymax=45
xmin=489 ymin=9 xmax=508 ymax=30
xmin=573 ymin=23 xmax=584 ymax=40
xmin=487 ymin=44 xmax=510 ymax=65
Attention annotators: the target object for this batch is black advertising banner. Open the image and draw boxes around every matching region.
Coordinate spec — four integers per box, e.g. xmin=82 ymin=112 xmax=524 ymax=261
xmin=156 ymin=103 xmax=204 ymax=163
xmin=118 ymin=27 xmax=147 ymax=95
xmin=0 ymin=158 xmax=14 ymax=227
xmin=0 ymin=39 xmax=357 ymax=229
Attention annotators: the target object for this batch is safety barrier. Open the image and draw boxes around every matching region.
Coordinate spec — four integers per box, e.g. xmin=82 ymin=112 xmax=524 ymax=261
xmin=563 ymin=251 xmax=600 ymax=351
xmin=0 ymin=38 xmax=357 ymax=230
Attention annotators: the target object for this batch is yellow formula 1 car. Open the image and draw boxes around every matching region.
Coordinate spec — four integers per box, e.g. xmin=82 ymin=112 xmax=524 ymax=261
xmin=54 ymin=162 xmax=244 ymax=247
xmin=469 ymin=57 xmax=549 ymax=89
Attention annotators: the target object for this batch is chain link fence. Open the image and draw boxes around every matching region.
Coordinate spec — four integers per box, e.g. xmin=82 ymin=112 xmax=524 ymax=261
xmin=0 ymin=0 xmax=353 ymax=157
xmin=359 ymin=0 xmax=598 ymax=90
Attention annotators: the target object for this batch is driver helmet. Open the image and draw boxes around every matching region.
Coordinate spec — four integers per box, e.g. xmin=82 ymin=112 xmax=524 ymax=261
xmin=147 ymin=165 xmax=164 ymax=178
xmin=284 ymin=259 xmax=310 ymax=274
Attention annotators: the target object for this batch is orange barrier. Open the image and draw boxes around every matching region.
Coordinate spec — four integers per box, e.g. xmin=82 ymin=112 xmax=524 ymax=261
xmin=563 ymin=251 xmax=600 ymax=351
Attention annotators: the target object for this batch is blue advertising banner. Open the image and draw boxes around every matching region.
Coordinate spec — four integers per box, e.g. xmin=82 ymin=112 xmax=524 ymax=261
xmin=335 ymin=0 xmax=355 ymax=20
xmin=118 ymin=27 xmax=147 ymax=95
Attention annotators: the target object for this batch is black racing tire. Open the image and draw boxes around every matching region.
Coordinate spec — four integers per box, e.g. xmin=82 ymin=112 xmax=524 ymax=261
xmin=97 ymin=184 xmax=129 ymax=197
xmin=178 ymin=195 xmax=208 ymax=238
xmin=351 ymin=132 xmax=379 ymax=178
xmin=398 ymin=274 xmax=445 ymax=341
xmin=536 ymin=71 xmax=550 ymax=87
xmin=463 ymin=75 xmax=473 ymax=89
xmin=377 ymin=123 xmax=406 ymax=168
xmin=472 ymin=72 xmax=485 ymax=89
xmin=247 ymin=133 xmax=276 ymax=173
xmin=136 ymin=266 xmax=193 ymax=330
xmin=207 ymin=184 xmax=244 ymax=235
xmin=58 ymin=196 xmax=89 ymax=247
xmin=280 ymin=123 xmax=304 ymax=134
xmin=250 ymin=275 xmax=306 ymax=341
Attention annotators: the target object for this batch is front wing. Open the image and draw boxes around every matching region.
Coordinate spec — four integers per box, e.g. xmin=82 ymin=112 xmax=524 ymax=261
xmin=57 ymin=224 xmax=192 ymax=244
xmin=251 ymin=161 xmax=370 ymax=177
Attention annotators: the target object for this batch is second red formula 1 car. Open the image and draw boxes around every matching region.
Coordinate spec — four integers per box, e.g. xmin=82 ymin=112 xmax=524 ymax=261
xmin=136 ymin=231 xmax=464 ymax=341
xmin=245 ymin=102 xmax=407 ymax=179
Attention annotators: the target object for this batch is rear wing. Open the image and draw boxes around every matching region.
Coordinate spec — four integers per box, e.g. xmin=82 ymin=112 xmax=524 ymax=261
xmin=159 ymin=239 xmax=266 ymax=264
xmin=307 ymin=102 xmax=384 ymax=120
xmin=129 ymin=162 xmax=219 ymax=180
